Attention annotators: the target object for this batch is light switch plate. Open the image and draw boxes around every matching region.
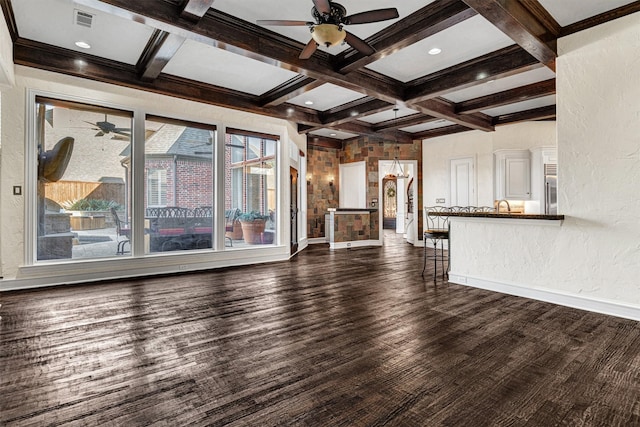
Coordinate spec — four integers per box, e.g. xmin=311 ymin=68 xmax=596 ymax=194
xmin=13 ymin=186 xmax=22 ymax=196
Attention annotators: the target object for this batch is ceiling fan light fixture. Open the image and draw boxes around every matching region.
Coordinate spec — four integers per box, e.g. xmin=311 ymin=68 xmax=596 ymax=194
xmin=311 ymin=23 xmax=346 ymax=47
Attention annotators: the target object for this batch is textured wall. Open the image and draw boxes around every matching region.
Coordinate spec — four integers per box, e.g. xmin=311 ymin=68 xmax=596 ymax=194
xmin=422 ymin=122 xmax=556 ymax=208
xmin=341 ymin=136 xmax=422 ymax=236
xmin=449 ymin=12 xmax=640 ymax=312
xmin=306 ymin=145 xmax=339 ymax=238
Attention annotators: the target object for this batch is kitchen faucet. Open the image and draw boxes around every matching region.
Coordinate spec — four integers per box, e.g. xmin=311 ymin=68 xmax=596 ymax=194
xmin=496 ymin=199 xmax=511 ymax=214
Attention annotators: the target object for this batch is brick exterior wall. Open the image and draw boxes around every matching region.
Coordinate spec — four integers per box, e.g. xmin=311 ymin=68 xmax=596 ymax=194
xmin=145 ymin=157 xmax=214 ymax=210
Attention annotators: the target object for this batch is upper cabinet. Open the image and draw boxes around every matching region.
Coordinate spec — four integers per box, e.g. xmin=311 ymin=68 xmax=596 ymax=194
xmin=494 ymin=150 xmax=531 ymax=200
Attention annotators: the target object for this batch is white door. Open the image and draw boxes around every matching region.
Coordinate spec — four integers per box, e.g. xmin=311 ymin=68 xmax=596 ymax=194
xmin=450 ymin=157 xmax=475 ymax=206
xmin=339 ymin=161 xmax=366 ymax=208
xmin=396 ymin=177 xmax=406 ymax=233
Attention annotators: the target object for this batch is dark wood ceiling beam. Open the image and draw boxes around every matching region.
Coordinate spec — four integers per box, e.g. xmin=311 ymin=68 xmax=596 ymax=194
xmin=259 ymin=76 xmax=324 ymax=107
xmin=493 ymin=104 xmax=556 ymax=126
xmin=74 ymin=0 xmax=403 ymax=102
xmin=13 ymin=38 xmax=326 ymax=127
xmin=298 ymin=120 xmax=413 ymax=144
xmin=410 ymin=98 xmax=494 ymax=132
xmin=307 ymin=136 xmax=343 ymax=150
xmin=318 ymin=98 xmax=393 ymax=127
xmin=561 ymin=1 xmax=640 ymax=37
xmin=180 ymin=0 xmax=216 ymax=21
xmin=412 ymin=124 xmax=471 ymax=140
xmin=462 ymin=0 xmax=557 ymax=71
xmin=373 ymin=113 xmax=437 ymax=131
xmin=334 ymin=0 xmax=477 ymax=74
xmin=519 ymin=0 xmax=561 ymax=36
xmin=0 ymin=0 xmax=18 ymax=42
xmin=405 ymin=45 xmax=540 ymax=104
xmin=136 ymin=29 xmax=186 ymax=82
xmin=457 ymin=78 xmax=555 ymax=114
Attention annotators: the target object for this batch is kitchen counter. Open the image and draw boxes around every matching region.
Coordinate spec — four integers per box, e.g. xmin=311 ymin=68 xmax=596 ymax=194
xmin=440 ymin=212 xmax=564 ymax=220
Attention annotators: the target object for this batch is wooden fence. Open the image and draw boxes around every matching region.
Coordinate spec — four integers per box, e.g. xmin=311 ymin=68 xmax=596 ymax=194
xmin=44 ymin=180 xmax=125 ymax=206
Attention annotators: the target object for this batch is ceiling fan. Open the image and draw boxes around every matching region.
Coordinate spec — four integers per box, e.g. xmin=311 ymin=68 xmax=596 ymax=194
xmin=84 ymin=114 xmax=131 ymax=140
xmin=257 ymin=0 xmax=399 ymax=59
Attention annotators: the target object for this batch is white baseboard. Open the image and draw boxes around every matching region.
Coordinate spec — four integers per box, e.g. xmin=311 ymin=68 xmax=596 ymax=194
xmin=308 ymin=237 xmax=328 ymax=245
xmin=330 ymin=239 xmax=382 ymax=250
xmin=448 ymin=272 xmax=640 ymax=321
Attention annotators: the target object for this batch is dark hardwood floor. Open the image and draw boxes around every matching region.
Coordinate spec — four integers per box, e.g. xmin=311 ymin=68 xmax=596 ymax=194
xmin=1 ymin=232 xmax=640 ymax=426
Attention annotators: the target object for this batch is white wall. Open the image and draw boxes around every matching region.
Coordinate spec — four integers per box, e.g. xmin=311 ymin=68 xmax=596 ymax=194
xmin=446 ymin=12 xmax=640 ymax=320
xmin=422 ymin=121 xmax=556 ymax=208
xmin=0 ymin=66 xmax=307 ymax=288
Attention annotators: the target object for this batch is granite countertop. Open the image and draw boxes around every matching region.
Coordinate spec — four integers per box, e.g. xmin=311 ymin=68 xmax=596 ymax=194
xmin=432 ymin=211 xmax=564 ymax=220
xmin=328 ymin=208 xmax=378 ymax=213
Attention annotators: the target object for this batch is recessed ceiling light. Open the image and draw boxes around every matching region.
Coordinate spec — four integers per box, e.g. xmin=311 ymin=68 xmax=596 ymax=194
xmin=428 ymin=47 xmax=442 ymax=55
xmin=304 ymin=100 xmax=314 ymax=105
xmin=75 ymin=41 xmax=91 ymax=49
xmin=330 ymin=133 xmax=337 ymax=137
xmin=286 ymin=107 xmax=295 ymax=114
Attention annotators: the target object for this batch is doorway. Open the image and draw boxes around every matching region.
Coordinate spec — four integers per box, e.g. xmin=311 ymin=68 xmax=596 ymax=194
xmin=382 ymin=177 xmax=397 ymax=229
xmin=450 ymin=156 xmax=476 ymax=206
xmin=290 ymin=167 xmax=298 ymax=254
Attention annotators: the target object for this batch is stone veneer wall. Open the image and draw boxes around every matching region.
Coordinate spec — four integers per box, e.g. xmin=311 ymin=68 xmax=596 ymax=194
xmin=340 ymin=136 xmax=423 ymax=236
xmin=307 ymin=145 xmax=340 ymax=238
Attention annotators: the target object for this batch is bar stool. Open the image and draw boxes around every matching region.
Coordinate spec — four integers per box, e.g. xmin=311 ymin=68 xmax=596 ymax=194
xmin=422 ymin=206 xmax=450 ymax=281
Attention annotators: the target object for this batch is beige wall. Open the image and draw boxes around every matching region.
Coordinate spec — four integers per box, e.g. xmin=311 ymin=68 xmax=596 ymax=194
xmin=422 ymin=121 xmax=556 ymax=208
xmin=446 ymin=12 xmax=640 ymax=320
xmin=0 ymin=65 xmax=306 ymax=287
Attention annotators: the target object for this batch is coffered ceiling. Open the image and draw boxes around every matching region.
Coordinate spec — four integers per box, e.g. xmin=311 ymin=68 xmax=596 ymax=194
xmin=3 ymin=0 xmax=639 ymax=148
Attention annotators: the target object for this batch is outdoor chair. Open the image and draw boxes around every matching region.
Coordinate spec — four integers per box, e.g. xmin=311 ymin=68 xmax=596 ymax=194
xmin=110 ymin=207 xmax=130 ymax=255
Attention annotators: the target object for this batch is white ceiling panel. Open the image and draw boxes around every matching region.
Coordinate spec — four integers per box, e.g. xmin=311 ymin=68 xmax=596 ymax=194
xmin=365 ymin=14 xmax=514 ymax=82
xmin=443 ymin=67 xmax=556 ymax=103
xmin=401 ymin=120 xmax=453 ymax=133
xmin=537 ymin=0 xmax=637 ymax=26
xmin=12 ymin=0 xmax=154 ymax=65
xmin=309 ymin=129 xmax=358 ymax=140
xmin=481 ymin=94 xmax=556 ymax=117
xmin=359 ymin=107 xmax=420 ymax=124
xmin=287 ymin=83 xmax=366 ymax=111
xmin=163 ymin=39 xmax=300 ymax=96
xmin=215 ymin=0 xmax=433 ymax=54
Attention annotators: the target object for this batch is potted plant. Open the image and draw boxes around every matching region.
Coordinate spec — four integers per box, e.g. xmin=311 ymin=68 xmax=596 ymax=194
xmin=61 ymin=198 xmax=122 ymax=230
xmin=238 ymin=211 xmax=269 ymax=244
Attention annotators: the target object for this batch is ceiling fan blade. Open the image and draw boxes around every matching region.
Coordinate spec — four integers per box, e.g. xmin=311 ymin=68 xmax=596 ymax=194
xmin=299 ymin=39 xmax=318 ymax=59
xmin=343 ymin=8 xmax=399 ymax=25
xmin=313 ymin=0 xmax=331 ymax=16
xmin=344 ymin=31 xmax=375 ymax=56
xmin=257 ymin=20 xmax=312 ymax=26
xmin=95 ymin=131 xmax=105 ymax=137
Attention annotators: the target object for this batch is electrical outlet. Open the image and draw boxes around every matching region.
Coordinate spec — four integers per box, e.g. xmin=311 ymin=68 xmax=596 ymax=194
xmin=179 ymin=264 xmax=188 ymax=271
xmin=436 ymin=198 xmax=445 ymax=203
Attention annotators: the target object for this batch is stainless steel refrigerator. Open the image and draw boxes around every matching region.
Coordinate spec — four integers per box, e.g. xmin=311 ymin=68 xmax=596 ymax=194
xmin=544 ymin=164 xmax=557 ymax=215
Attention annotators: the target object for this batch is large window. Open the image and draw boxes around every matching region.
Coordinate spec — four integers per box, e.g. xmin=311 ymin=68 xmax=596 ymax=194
xmin=144 ymin=116 xmax=215 ymax=253
xmin=31 ymin=95 xmax=281 ymax=264
xmin=225 ymin=129 xmax=278 ymax=246
xmin=34 ymin=97 xmax=133 ymax=261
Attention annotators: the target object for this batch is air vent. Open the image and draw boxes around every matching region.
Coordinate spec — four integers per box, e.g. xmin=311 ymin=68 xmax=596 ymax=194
xmin=74 ymin=9 xmax=94 ymax=28
xmin=544 ymin=163 xmax=557 ymax=176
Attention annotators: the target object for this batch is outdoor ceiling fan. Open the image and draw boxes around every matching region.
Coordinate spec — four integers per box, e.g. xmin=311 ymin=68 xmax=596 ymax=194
xmin=84 ymin=114 xmax=131 ymax=140
xmin=257 ymin=0 xmax=399 ymax=59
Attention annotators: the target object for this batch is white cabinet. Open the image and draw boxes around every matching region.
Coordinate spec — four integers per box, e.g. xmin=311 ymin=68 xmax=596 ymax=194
xmin=494 ymin=150 xmax=531 ymax=200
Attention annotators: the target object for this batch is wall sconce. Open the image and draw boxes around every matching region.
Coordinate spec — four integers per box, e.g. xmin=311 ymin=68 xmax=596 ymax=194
xmin=329 ymin=179 xmax=334 ymax=186
xmin=307 ymin=174 xmax=311 ymax=185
